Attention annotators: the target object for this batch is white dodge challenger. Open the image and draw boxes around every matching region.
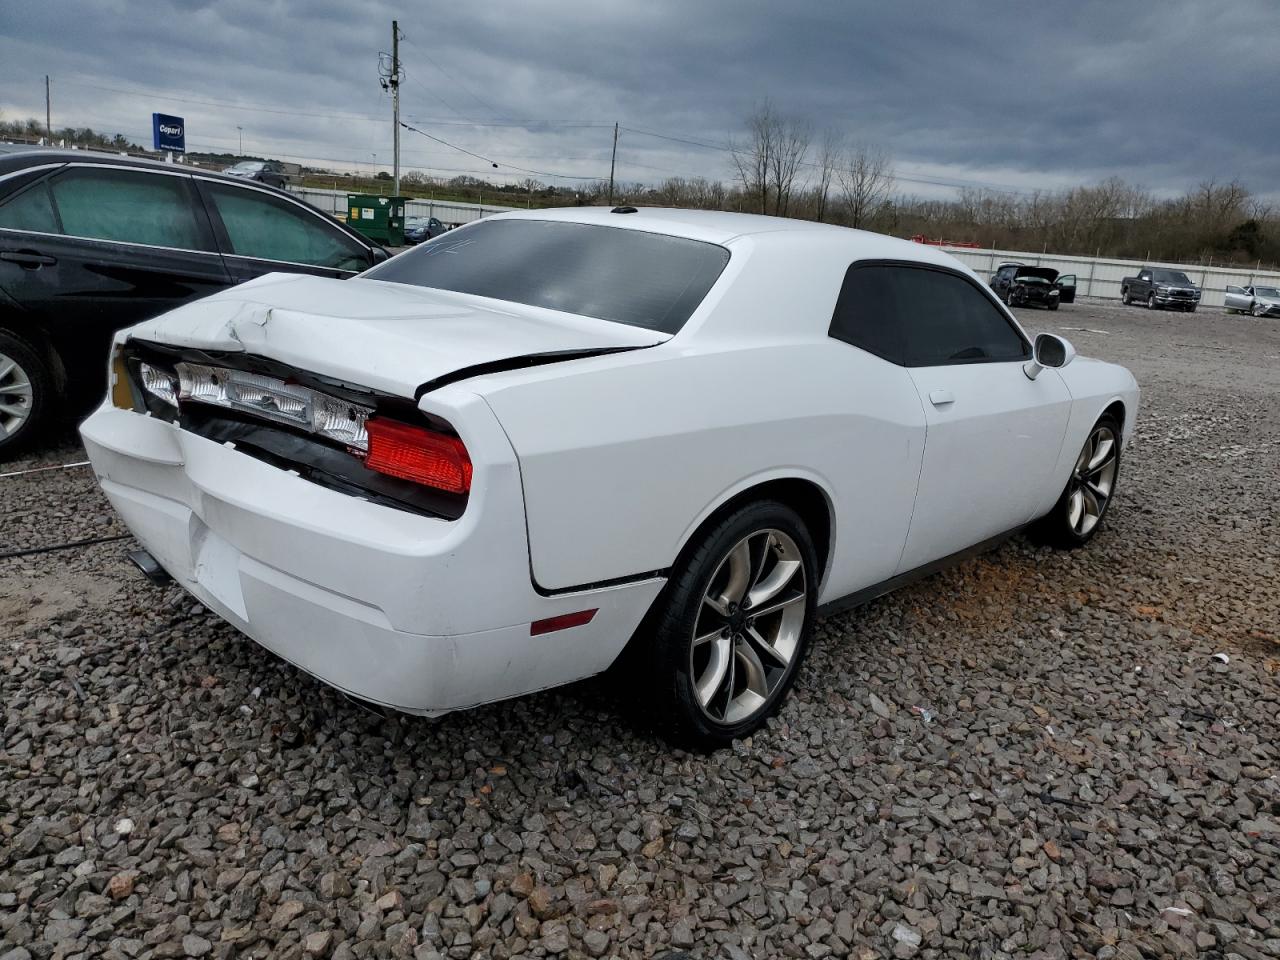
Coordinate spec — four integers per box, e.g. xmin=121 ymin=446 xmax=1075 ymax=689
xmin=81 ymin=207 xmax=1138 ymax=746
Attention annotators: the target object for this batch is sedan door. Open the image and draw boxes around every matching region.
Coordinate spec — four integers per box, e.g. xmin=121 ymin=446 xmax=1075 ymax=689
xmin=1224 ymin=285 xmax=1252 ymax=311
xmin=888 ymin=265 xmax=1072 ymax=573
xmin=0 ymin=165 xmax=230 ymax=393
xmin=196 ymin=178 xmax=378 ymax=284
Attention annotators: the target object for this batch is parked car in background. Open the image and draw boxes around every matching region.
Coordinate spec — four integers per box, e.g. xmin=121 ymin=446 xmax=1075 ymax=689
xmin=404 ymin=216 xmax=446 ymax=244
xmin=81 ymin=208 xmax=1139 ymax=746
xmin=223 ymin=159 xmax=291 ymax=189
xmin=1120 ymin=267 xmax=1201 ymax=311
xmin=0 ymin=149 xmax=388 ymax=455
xmin=989 ymin=262 xmax=1077 ymax=309
xmin=1223 ymin=284 xmax=1280 ymax=317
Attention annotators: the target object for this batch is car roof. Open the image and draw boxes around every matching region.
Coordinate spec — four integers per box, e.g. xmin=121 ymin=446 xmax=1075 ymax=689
xmin=487 ymin=206 xmax=969 ymax=268
xmin=0 ymin=148 xmax=278 ymax=190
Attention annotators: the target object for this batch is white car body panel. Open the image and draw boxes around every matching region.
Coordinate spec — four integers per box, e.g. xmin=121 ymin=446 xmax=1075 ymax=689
xmin=81 ymin=207 xmax=1140 ymax=716
xmin=899 ymin=362 xmax=1072 ymax=571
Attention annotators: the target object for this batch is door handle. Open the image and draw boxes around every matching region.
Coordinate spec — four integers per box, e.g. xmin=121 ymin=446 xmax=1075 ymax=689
xmin=928 ymin=389 xmax=955 ymax=406
xmin=0 ymin=250 xmax=57 ymax=268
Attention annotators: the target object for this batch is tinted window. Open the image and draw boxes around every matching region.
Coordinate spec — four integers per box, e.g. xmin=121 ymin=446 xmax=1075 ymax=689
xmin=829 ymin=264 xmax=1027 ymax=367
xmin=0 ymin=182 xmax=59 ymax=233
xmin=829 ymin=264 xmax=907 ymax=364
xmin=364 ymin=219 xmax=730 ymax=334
xmin=49 ymin=168 xmax=209 ymax=249
xmin=204 ymin=182 xmax=369 ymax=270
xmin=1152 ymin=269 xmax=1193 ymax=285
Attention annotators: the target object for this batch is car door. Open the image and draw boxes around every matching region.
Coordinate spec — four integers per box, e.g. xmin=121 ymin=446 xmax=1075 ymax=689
xmin=891 ymin=264 xmax=1072 ymax=573
xmin=1137 ymin=270 xmax=1153 ymax=295
xmin=0 ymin=164 xmax=230 ymax=360
xmin=1055 ymin=274 xmax=1077 ymax=303
xmin=1224 ymin=285 xmax=1251 ymax=311
xmin=196 ymin=178 xmax=376 ymax=283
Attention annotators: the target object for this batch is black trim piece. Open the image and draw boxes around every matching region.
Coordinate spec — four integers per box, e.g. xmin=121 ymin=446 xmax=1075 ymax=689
xmin=414 ymin=345 xmax=650 ymax=400
xmin=533 ymin=566 xmax=670 ymax=598
xmin=815 ymin=524 xmax=1027 ymax=619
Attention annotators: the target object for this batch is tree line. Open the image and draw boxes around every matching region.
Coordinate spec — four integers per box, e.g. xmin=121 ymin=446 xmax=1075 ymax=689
xmin=5 ymin=110 xmax=1276 ymax=268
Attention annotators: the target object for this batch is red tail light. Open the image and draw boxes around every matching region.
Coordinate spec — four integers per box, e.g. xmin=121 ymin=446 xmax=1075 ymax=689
xmin=363 ymin=418 xmax=472 ymax=494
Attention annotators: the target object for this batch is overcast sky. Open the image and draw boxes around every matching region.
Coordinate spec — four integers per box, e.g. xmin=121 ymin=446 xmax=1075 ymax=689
xmin=1 ymin=0 xmax=1277 ymax=201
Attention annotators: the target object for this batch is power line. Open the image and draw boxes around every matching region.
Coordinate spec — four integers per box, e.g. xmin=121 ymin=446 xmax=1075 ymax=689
xmin=399 ymin=121 xmax=600 ymax=181
xmin=399 ymin=34 xmax=511 ymax=120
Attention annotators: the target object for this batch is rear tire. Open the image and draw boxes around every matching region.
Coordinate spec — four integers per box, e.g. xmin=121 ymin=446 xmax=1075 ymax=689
xmin=628 ymin=500 xmax=818 ymax=748
xmin=0 ymin=329 xmax=52 ymax=459
xmin=1031 ymin=415 xmax=1121 ymax=549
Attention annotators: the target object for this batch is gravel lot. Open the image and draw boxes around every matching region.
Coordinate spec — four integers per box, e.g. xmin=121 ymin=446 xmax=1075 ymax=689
xmin=2 ymin=299 xmax=1278 ymax=960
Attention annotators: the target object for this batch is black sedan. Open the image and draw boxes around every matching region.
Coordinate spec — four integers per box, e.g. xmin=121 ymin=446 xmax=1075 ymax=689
xmin=0 ymin=149 xmax=388 ymax=455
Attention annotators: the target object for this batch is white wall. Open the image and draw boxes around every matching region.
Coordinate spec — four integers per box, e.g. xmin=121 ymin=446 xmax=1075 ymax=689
xmin=936 ymin=245 xmax=1280 ymax=308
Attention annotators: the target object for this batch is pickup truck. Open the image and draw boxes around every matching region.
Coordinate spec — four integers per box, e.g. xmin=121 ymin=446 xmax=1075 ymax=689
xmin=1120 ymin=267 xmax=1201 ymax=312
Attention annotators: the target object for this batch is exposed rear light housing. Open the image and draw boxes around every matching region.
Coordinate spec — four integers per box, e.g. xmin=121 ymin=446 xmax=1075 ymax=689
xmin=363 ymin=417 xmax=472 ymax=494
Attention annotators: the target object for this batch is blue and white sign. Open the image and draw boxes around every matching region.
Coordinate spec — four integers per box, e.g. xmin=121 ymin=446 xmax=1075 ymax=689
xmin=151 ymin=113 xmax=186 ymax=153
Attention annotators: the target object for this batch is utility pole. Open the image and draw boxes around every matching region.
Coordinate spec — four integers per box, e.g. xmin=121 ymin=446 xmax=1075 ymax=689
xmin=391 ymin=20 xmax=401 ymax=196
xmin=237 ymin=126 xmax=243 ymax=155
xmin=45 ymin=76 xmax=51 ymax=142
xmin=607 ymin=122 xmax=618 ymax=206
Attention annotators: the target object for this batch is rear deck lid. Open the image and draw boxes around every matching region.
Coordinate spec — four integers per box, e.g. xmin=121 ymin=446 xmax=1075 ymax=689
xmin=123 ymin=272 xmax=668 ymax=399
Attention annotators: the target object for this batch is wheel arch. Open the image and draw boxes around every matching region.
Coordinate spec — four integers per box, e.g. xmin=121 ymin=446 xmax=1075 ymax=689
xmin=0 ymin=318 xmax=66 ymax=392
xmin=671 ymin=471 xmax=836 ymax=591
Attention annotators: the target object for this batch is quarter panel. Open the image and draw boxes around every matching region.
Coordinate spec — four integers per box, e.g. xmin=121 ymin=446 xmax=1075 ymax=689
xmin=483 ymin=341 xmax=926 ymax=599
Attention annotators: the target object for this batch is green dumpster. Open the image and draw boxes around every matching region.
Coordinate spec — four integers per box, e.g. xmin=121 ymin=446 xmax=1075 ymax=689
xmin=346 ymin=194 xmax=407 ymax=245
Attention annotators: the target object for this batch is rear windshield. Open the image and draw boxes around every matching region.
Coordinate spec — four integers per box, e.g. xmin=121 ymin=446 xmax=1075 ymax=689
xmin=363 ymin=219 xmax=730 ymax=334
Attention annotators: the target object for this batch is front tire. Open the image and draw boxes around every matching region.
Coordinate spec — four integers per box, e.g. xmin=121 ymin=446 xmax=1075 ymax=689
xmin=1254 ymin=302 xmax=1267 ymax=318
xmin=1031 ymin=416 xmax=1121 ymax=549
xmin=634 ymin=500 xmax=818 ymax=748
xmin=0 ymin=330 xmax=52 ymax=459
xmin=1121 ymin=287 xmax=1131 ymax=305
xmin=1147 ymin=293 xmax=1157 ymax=310
xmin=1047 ymin=299 xmax=1059 ymax=311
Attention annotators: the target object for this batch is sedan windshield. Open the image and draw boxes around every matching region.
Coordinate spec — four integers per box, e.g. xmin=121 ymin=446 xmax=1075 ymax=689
xmin=1254 ymin=286 xmax=1280 ymax=298
xmin=364 ymin=219 xmax=730 ymax=334
xmin=1153 ymin=270 xmax=1193 ymax=285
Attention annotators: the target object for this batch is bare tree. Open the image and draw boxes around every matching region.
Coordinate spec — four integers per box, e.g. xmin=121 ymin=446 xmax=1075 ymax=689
xmin=812 ymin=128 xmax=842 ymax=222
xmin=768 ymin=116 xmax=810 ymax=217
xmin=730 ymin=100 xmax=778 ymax=214
xmin=838 ymin=144 xmax=893 ymax=228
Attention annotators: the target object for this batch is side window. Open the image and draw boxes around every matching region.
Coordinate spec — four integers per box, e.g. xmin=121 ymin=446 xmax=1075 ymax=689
xmin=0 ymin=182 xmax=59 ymax=233
xmin=899 ymin=268 xmax=1028 ymax=366
xmin=829 ymin=263 xmax=907 ymax=365
xmin=203 ymin=182 xmax=369 ymax=270
xmin=48 ymin=167 xmax=210 ymax=249
xmin=829 ymin=264 xmax=1028 ymax=368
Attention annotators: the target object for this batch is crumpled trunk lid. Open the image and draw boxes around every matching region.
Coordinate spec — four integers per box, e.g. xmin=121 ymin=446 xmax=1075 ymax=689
xmin=123 ymin=272 xmax=668 ymax=399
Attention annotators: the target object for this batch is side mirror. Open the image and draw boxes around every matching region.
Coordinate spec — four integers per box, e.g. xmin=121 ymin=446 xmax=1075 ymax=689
xmin=369 ymin=245 xmax=391 ymax=265
xmin=1024 ymin=333 xmax=1075 ymax=380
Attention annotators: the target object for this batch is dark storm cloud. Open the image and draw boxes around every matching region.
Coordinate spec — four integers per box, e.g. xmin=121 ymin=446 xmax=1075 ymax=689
xmin=2 ymin=0 xmax=1277 ymax=198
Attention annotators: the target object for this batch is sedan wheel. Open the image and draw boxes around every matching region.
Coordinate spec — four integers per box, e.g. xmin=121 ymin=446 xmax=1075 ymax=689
xmin=628 ymin=499 xmax=817 ymax=747
xmin=0 ymin=331 xmax=51 ymax=457
xmin=1254 ymin=302 xmax=1268 ymax=318
xmin=1033 ymin=416 xmax=1121 ymax=548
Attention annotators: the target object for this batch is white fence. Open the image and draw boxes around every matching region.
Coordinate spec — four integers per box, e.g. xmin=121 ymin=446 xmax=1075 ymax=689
xmin=289 ymin=186 xmax=516 ymax=226
xmin=936 ymin=245 xmax=1280 ymax=309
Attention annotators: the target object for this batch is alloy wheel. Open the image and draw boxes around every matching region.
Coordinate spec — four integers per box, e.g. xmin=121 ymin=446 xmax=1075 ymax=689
xmin=0 ymin=351 xmax=34 ymax=439
xmin=689 ymin=529 xmax=808 ymax=725
xmin=1066 ymin=424 xmax=1119 ymax=537
xmin=1147 ymin=293 xmax=1156 ymax=309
